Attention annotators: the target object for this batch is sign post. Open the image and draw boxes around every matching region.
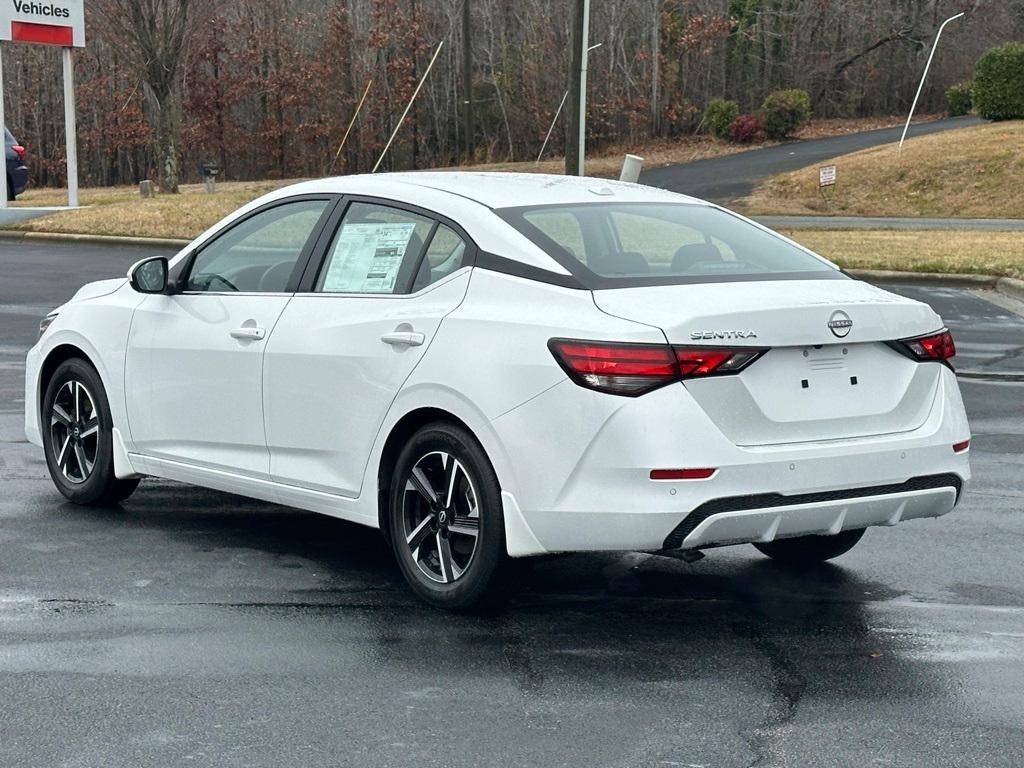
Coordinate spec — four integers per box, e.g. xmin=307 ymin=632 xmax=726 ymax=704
xmin=0 ymin=0 xmax=85 ymax=208
xmin=62 ymin=46 xmax=77 ymax=206
xmin=0 ymin=46 xmax=6 ymax=208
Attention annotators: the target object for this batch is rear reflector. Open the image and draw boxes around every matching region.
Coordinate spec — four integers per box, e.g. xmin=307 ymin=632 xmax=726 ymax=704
xmin=897 ymin=329 xmax=956 ymax=362
xmin=11 ymin=145 xmax=25 ymax=161
xmin=953 ymin=440 xmax=970 ymax=453
xmin=650 ymin=468 xmax=717 ymax=480
xmin=549 ymin=338 xmax=765 ymax=397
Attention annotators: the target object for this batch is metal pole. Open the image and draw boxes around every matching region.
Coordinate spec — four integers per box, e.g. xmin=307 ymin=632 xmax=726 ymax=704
xmin=899 ymin=12 xmax=965 ymax=152
xmin=0 ymin=45 xmax=7 ymax=209
xmin=62 ymin=47 xmax=79 ymax=207
xmin=537 ymin=91 xmax=569 ymax=165
xmin=575 ymin=0 xmax=591 ymax=176
xmin=462 ymin=0 xmax=474 ymax=162
xmin=330 ymin=78 xmax=373 ymax=174
xmin=373 ymin=40 xmax=445 ymax=173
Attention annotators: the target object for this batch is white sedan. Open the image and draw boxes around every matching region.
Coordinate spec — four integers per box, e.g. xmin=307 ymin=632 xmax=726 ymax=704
xmin=25 ymin=173 xmax=971 ymax=609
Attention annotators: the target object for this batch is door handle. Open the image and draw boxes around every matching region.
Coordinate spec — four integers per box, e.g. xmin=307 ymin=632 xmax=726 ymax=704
xmin=380 ymin=331 xmax=425 ymax=347
xmin=230 ymin=326 xmax=266 ymax=341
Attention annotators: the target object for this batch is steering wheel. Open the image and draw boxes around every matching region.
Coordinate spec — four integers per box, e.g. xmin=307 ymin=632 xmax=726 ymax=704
xmin=205 ymin=274 xmax=239 ymax=292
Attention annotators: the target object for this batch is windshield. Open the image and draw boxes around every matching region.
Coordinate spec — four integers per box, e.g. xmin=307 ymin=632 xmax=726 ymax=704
xmin=497 ymin=202 xmax=843 ymax=287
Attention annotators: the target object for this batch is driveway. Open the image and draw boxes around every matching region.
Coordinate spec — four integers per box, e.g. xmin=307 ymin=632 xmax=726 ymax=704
xmin=641 ymin=115 xmax=984 ymax=201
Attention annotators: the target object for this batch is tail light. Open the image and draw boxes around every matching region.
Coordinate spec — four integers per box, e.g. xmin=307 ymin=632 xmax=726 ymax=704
xmin=894 ymin=329 xmax=956 ymax=363
xmin=11 ymin=145 xmax=25 ymax=161
xmin=549 ymin=338 xmax=765 ymax=397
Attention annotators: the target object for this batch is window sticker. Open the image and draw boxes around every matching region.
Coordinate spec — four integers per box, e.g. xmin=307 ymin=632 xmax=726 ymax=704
xmin=321 ymin=222 xmax=416 ymax=293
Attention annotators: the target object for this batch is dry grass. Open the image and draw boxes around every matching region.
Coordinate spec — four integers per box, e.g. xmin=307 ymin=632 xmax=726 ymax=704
xmin=782 ymin=229 xmax=1024 ymax=279
xmin=10 ymin=179 xmax=300 ymax=239
xmin=791 ymin=113 xmax=943 ymax=140
xmin=741 ymin=121 xmax=1024 ymax=218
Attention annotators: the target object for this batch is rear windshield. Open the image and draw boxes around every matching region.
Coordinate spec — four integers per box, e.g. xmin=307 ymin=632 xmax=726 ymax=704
xmin=496 ymin=202 xmax=843 ymax=287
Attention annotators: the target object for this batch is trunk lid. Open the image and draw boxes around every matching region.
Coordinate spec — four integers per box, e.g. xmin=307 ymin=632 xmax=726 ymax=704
xmin=593 ymin=279 xmax=944 ymax=446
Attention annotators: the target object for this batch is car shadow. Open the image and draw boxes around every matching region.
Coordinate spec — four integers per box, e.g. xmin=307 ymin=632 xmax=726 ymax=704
xmin=46 ymin=479 xmax=947 ymax=729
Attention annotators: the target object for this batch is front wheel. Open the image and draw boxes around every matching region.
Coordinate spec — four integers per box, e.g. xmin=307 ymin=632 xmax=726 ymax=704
xmin=41 ymin=359 xmax=140 ymax=506
xmin=388 ymin=422 xmax=509 ymax=611
xmin=753 ymin=528 xmax=865 ymax=565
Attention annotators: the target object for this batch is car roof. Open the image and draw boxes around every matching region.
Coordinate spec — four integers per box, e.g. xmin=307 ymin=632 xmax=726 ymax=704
xmin=285 ymin=171 xmax=707 ymax=210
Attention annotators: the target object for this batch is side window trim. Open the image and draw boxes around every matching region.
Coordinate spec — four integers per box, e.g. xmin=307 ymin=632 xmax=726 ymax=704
xmin=297 ymin=194 xmax=480 ymax=295
xmin=178 ymin=194 xmax=338 ymax=295
xmin=397 ymin=219 xmax=440 ymax=295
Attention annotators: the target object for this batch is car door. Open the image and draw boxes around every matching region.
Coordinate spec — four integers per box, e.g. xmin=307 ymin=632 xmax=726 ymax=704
xmin=124 ymin=196 xmax=334 ymax=478
xmin=263 ymin=199 xmax=474 ymax=497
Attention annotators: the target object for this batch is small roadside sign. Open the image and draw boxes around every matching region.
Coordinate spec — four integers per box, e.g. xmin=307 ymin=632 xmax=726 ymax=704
xmin=0 ymin=0 xmax=85 ymax=47
xmin=819 ymin=165 xmax=837 ymax=188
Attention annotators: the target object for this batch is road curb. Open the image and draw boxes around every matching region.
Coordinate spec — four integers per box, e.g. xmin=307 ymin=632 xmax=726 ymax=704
xmin=852 ymin=269 xmax=1024 ymax=303
xmin=849 ymin=268 xmax=999 ymax=288
xmin=0 ymin=230 xmax=189 ymax=249
xmin=995 ymin=277 xmax=1024 ymax=303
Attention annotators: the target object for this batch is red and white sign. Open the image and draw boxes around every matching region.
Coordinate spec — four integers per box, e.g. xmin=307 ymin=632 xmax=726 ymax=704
xmin=0 ymin=0 xmax=85 ymax=47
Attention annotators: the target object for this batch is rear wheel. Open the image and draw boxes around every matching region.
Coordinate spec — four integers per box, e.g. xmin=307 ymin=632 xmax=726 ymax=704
xmin=41 ymin=359 xmax=140 ymax=506
xmin=6 ymin=176 xmax=14 ymax=201
xmin=388 ymin=422 xmax=509 ymax=611
xmin=753 ymin=528 xmax=865 ymax=565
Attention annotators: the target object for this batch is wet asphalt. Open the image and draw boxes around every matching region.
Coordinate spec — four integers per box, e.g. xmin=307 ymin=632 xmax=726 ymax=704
xmin=1 ymin=240 xmax=1024 ymax=767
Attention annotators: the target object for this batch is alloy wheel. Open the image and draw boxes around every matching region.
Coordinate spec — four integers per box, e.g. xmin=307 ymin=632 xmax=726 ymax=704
xmin=402 ymin=451 xmax=481 ymax=584
xmin=49 ymin=379 xmax=99 ymax=485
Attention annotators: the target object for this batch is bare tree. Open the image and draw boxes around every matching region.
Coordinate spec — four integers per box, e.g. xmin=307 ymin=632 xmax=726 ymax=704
xmin=94 ymin=0 xmax=193 ymax=192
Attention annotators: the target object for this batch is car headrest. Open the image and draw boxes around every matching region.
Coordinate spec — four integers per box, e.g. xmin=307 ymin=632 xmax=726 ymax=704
xmin=590 ymin=251 xmax=650 ymax=275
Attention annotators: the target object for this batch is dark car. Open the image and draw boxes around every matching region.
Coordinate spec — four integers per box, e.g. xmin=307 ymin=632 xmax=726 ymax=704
xmin=5 ymin=127 xmax=28 ymax=200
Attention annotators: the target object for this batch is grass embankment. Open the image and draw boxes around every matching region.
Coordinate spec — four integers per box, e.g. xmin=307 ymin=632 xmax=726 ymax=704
xmin=741 ymin=121 xmax=1024 ymax=218
xmin=10 ymin=180 xmax=295 ymax=240
xmin=782 ymin=229 xmax=1024 ymax=280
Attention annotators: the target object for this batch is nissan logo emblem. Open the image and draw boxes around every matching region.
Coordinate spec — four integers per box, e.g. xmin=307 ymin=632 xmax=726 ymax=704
xmin=828 ymin=310 xmax=853 ymax=338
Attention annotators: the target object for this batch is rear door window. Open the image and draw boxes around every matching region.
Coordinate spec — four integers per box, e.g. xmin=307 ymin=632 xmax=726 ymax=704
xmin=315 ymin=202 xmax=434 ymax=294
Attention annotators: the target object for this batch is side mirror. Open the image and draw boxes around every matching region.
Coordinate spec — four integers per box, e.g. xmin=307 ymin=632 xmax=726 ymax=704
xmin=129 ymin=257 xmax=169 ymax=294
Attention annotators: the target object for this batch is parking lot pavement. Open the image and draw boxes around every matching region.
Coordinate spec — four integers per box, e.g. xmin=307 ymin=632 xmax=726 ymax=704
xmin=2 ymin=239 xmax=1024 ymax=767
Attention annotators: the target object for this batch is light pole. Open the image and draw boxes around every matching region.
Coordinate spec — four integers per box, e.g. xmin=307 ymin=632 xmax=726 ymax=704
xmin=575 ymin=0 xmax=591 ymax=176
xmin=899 ymin=12 xmax=965 ymax=152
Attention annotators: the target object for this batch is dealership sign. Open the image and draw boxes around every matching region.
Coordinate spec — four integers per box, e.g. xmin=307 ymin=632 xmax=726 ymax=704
xmin=0 ymin=0 xmax=84 ymax=210
xmin=0 ymin=0 xmax=85 ymax=47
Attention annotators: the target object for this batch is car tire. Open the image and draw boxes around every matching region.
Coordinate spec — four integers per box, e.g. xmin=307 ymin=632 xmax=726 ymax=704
xmin=41 ymin=358 xmax=140 ymax=506
xmin=6 ymin=176 xmax=14 ymax=201
xmin=753 ymin=528 xmax=865 ymax=564
xmin=388 ymin=422 xmax=510 ymax=611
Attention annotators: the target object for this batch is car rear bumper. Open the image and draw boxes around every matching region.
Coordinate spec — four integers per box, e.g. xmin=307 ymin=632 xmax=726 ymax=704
xmin=493 ymin=365 xmax=970 ymax=556
xmin=7 ymin=160 xmax=28 ymax=194
xmin=661 ymin=473 xmax=960 ymax=551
